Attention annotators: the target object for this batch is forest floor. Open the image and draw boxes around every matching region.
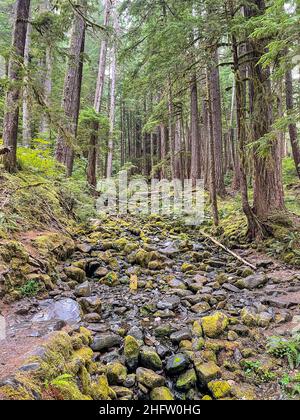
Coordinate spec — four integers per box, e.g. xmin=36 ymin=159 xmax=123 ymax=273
xmin=1 ymin=214 xmax=300 ymax=400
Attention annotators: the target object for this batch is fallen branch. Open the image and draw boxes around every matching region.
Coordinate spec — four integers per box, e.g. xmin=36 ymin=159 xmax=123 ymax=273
xmin=199 ymin=230 xmax=257 ymax=270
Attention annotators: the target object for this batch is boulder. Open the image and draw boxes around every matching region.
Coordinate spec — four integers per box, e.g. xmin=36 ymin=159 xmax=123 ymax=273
xmin=31 ymin=298 xmax=81 ymax=324
xmin=166 ymin=353 xmax=189 ymax=375
xmin=107 ymin=362 xmax=127 ymax=385
xmin=74 ymin=281 xmax=91 ymax=298
xmin=79 ymin=296 xmax=102 ymax=314
xmin=91 ymin=334 xmax=122 ymax=352
xmin=201 ymin=312 xmax=228 ymax=338
xmin=140 ymin=346 xmax=162 ymax=371
xmin=136 ymin=368 xmax=165 ymax=389
xmin=176 ymin=369 xmax=197 ymax=391
xmin=236 ymin=274 xmax=267 ymax=290
xmin=124 ymin=335 xmax=140 ymax=370
xmin=195 ymin=361 xmax=221 ymax=385
xmin=150 ymin=387 xmax=174 ymax=400
xmin=64 ymin=266 xmax=86 ymax=283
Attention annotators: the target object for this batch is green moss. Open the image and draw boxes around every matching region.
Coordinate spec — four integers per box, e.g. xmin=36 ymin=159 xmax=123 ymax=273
xmin=101 ymin=271 xmax=119 ymax=286
xmin=176 ymin=369 xmax=197 ymax=391
xmin=107 ymin=362 xmax=127 ymax=385
xmin=201 ymin=312 xmax=229 ymax=338
xmin=208 ymin=380 xmax=231 ymax=399
xmin=91 ymin=375 xmax=116 ymax=400
xmin=150 ymin=387 xmax=174 ymax=400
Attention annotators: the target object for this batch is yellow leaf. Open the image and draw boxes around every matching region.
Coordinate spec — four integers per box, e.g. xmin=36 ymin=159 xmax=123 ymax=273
xmin=130 ymin=274 xmax=138 ymax=291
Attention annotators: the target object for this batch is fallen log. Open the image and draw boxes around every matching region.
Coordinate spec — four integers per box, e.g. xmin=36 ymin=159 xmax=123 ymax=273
xmin=199 ymin=230 xmax=257 ymax=270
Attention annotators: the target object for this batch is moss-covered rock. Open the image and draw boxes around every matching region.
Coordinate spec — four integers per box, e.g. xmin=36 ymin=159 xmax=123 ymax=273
xmin=194 ymin=361 xmax=221 ymax=385
xmin=150 ymin=387 xmax=174 ymax=400
xmin=201 ymin=312 xmax=229 ymax=338
xmin=64 ymin=266 xmax=86 ymax=283
xmin=101 ymin=271 xmax=119 ymax=287
xmin=107 ymin=362 xmax=127 ymax=385
xmin=124 ymin=335 xmax=140 ymax=370
xmin=176 ymin=369 xmax=197 ymax=391
xmin=140 ymin=346 xmax=163 ymax=371
xmin=136 ymin=368 xmax=165 ymax=389
xmin=208 ymin=380 xmax=231 ymax=399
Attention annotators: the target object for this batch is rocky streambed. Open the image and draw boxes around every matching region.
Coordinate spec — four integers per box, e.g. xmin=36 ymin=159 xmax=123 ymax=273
xmin=1 ymin=216 xmax=300 ymax=400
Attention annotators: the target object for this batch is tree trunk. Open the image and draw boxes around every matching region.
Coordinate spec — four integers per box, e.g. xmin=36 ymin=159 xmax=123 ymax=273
xmin=87 ymin=0 xmax=112 ymax=187
xmin=39 ymin=0 xmax=52 ymax=138
xmin=247 ymin=1 xmax=285 ymax=220
xmin=160 ymin=123 xmax=168 ymax=178
xmin=3 ymin=0 xmax=31 ymax=172
xmin=22 ymin=9 xmax=32 ymax=147
xmin=55 ymin=3 xmax=86 ymax=176
xmin=106 ymin=7 xmax=118 ymax=178
xmin=285 ymin=68 xmax=300 ymax=178
xmin=190 ymin=74 xmax=201 ymax=184
xmin=206 ymin=69 xmax=219 ymax=226
xmin=209 ymin=49 xmax=226 ymax=196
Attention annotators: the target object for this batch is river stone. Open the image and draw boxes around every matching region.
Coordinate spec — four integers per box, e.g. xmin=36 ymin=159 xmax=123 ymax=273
xmin=150 ymin=387 xmax=174 ymax=400
xmin=107 ymin=362 xmax=127 ymax=385
xmin=94 ymin=267 xmax=109 ymax=278
xmin=74 ymin=281 xmax=91 ymax=297
xmin=77 ymin=243 xmax=92 ymax=253
xmin=191 ymin=302 xmax=211 ymax=314
xmin=83 ymin=313 xmax=101 ymax=323
xmin=156 ymin=295 xmax=180 ymax=310
xmin=201 ymin=312 xmax=229 ymax=338
xmin=176 ymin=368 xmax=197 ymax=391
xmin=170 ymin=328 xmax=192 ymax=343
xmin=124 ymin=335 xmax=140 ymax=370
xmin=236 ymin=274 xmax=267 ymax=290
xmin=136 ymin=368 xmax=165 ymax=389
xmin=166 ymin=353 xmax=189 ymax=375
xmin=91 ymin=333 xmax=122 ymax=351
xmin=127 ymin=326 xmax=144 ymax=341
xmin=32 ymin=298 xmax=81 ymax=324
xmin=140 ymin=346 xmax=162 ymax=371
xmin=195 ymin=361 xmax=221 ymax=385
xmin=208 ymin=380 xmax=231 ymax=399
xmin=79 ymin=296 xmax=102 ymax=314
xmin=64 ymin=266 xmax=86 ymax=283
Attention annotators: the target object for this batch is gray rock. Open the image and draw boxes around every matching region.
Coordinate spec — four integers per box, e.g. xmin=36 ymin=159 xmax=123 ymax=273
xmin=83 ymin=313 xmax=101 ymax=323
xmin=91 ymin=333 xmax=122 ymax=351
xmin=140 ymin=346 xmax=163 ymax=371
xmin=32 ymin=298 xmax=81 ymax=324
xmin=156 ymin=295 xmax=180 ymax=310
xmin=127 ymin=326 xmax=144 ymax=341
xmin=19 ymin=363 xmax=40 ymax=372
xmin=170 ymin=328 xmax=192 ymax=343
xmin=79 ymin=296 xmax=102 ymax=314
xmin=166 ymin=353 xmax=189 ymax=375
xmin=77 ymin=243 xmax=92 ymax=253
xmin=236 ymin=274 xmax=267 ymax=290
xmin=136 ymin=367 xmax=165 ymax=389
xmin=74 ymin=281 xmax=91 ymax=298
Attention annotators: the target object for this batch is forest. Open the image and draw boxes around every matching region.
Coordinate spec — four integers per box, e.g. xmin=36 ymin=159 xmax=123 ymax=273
xmin=0 ymin=0 xmax=300 ymax=402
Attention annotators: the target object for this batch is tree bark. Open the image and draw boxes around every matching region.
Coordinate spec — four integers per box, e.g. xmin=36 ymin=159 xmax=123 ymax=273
xmin=190 ymin=74 xmax=201 ymax=184
xmin=87 ymin=0 xmax=112 ymax=187
xmin=55 ymin=3 xmax=86 ymax=176
xmin=22 ymin=9 xmax=32 ymax=147
xmin=285 ymin=68 xmax=300 ymax=178
xmin=206 ymin=69 xmax=219 ymax=226
xmin=247 ymin=1 xmax=285 ymax=220
xmin=3 ymin=0 xmax=31 ymax=173
xmin=106 ymin=6 xmax=118 ymax=178
xmin=209 ymin=49 xmax=226 ymax=196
